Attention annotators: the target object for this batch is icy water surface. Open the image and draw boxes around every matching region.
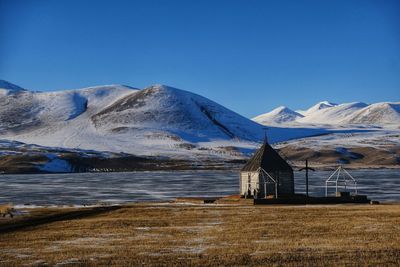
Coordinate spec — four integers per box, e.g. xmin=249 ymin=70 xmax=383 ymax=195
xmin=0 ymin=169 xmax=399 ymax=205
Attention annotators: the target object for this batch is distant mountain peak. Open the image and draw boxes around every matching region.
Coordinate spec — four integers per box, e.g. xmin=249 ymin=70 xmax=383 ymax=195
xmin=270 ymin=106 xmax=301 ymax=116
xmin=253 ymin=106 xmax=303 ymax=125
xmin=255 ymin=100 xmax=399 ymax=126
xmin=343 ymin=101 xmax=368 ymax=108
xmin=318 ymin=100 xmax=336 ymax=106
xmin=298 ymin=100 xmax=337 ymax=117
xmin=310 ymin=100 xmax=337 ymax=110
xmin=348 ymin=101 xmax=400 ymax=125
xmin=150 ymin=83 xmax=168 ymax=88
xmin=274 ymin=106 xmax=289 ymax=112
xmin=146 ymin=84 xmax=175 ymax=91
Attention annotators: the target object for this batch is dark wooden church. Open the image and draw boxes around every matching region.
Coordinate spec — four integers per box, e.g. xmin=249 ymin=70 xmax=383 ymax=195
xmin=240 ymin=141 xmax=294 ymax=198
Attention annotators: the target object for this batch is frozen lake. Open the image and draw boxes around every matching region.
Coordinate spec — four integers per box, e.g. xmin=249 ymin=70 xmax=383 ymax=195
xmin=0 ymin=169 xmax=399 ymax=205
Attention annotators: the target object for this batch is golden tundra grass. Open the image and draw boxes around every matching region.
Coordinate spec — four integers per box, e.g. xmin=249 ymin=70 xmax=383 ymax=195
xmin=0 ymin=203 xmax=399 ymax=266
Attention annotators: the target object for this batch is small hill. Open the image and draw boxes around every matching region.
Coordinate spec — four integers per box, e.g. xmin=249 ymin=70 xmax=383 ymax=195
xmin=252 ymin=106 xmax=303 ymax=125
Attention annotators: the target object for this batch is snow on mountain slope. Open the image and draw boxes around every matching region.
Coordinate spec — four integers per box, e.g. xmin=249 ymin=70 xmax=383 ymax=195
xmin=0 ymin=84 xmax=136 ymax=133
xmin=297 ymin=102 xmax=368 ymax=124
xmin=0 ymin=90 xmax=41 ymax=132
xmin=0 ymin=81 xmax=331 ymax=160
xmin=252 ymin=106 xmax=303 ymax=125
xmin=348 ymin=102 xmax=400 ymax=126
xmin=298 ymin=101 xmax=337 ymax=116
xmin=255 ymin=100 xmax=400 ymax=127
xmin=92 ymin=84 xmax=263 ymax=141
xmin=89 ymin=84 xmax=330 ymax=147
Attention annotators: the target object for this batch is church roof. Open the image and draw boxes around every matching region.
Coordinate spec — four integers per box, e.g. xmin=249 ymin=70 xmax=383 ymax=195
xmin=241 ymin=142 xmax=293 ymax=172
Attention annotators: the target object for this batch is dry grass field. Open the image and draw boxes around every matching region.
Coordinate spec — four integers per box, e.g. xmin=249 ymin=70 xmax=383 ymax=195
xmin=0 ymin=203 xmax=399 ymax=266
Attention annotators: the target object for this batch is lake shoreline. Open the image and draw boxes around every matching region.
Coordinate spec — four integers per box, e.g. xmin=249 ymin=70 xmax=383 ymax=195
xmin=7 ymin=199 xmax=400 ymax=210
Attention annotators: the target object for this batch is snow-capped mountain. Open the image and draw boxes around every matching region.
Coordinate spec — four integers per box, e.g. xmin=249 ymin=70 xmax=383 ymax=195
xmin=255 ymin=101 xmax=400 ymax=126
xmin=253 ymin=106 xmax=303 ymax=125
xmin=0 ymin=80 xmax=398 ymax=171
xmin=297 ymin=101 xmax=337 ymax=116
xmin=91 ymin=84 xmax=263 ymax=141
xmin=0 ymin=80 xmax=329 ymax=161
xmin=297 ymin=102 xmax=368 ymax=124
xmin=348 ymin=102 xmax=400 ymax=125
xmin=0 ymin=84 xmax=136 ymax=133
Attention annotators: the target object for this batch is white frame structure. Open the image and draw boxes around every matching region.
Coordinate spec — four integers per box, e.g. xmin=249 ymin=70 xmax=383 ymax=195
xmin=242 ymin=167 xmax=278 ymax=199
xmin=325 ymin=166 xmax=358 ymax=197
xmin=257 ymin=167 xmax=278 ymax=199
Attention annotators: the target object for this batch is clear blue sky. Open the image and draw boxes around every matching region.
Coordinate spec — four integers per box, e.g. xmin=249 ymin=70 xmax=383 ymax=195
xmin=0 ymin=0 xmax=399 ymax=117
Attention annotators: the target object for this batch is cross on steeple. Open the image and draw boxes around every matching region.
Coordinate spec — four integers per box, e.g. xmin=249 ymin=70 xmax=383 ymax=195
xmin=262 ymin=127 xmax=269 ymax=143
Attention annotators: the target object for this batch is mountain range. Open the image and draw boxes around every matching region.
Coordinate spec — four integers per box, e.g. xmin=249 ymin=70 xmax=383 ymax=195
xmin=0 ymin=80 xmax=398 ymax=172
xmin=253 ymin=101 xmax=400 ymax=126
xmin=0 ymin=80 xmax=327 ymax=161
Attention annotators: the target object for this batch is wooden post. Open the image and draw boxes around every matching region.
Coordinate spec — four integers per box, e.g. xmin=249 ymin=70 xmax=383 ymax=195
xmin=299 ymin=160 xmax=315 ymax=199
xmin=305 ymin=160 xmax=309 ymax=197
